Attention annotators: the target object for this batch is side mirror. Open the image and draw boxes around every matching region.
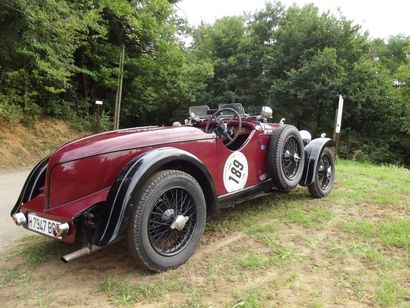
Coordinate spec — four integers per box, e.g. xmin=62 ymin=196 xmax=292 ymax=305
xmin=261 ymin=106 xmax=273 ymax=119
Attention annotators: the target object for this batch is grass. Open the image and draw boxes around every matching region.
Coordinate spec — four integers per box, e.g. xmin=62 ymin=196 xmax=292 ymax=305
xmin=2 ymin=266 xmax=22 ymax=284
xmin=237 ymin=252 xmax=266 ymax=270
xmin=375 ymin=278 xmax=407 ymax=307
xmin=339 ymin=219 xmax=410 ymax=251
xmin=348 ymin=242 xmax=394 ymax=268
xmin=98 ymin=278 xmax=167 ymax=306
xmin=19 ymin=236 xmax=68 ymax=269
xmin=0 ymin=160 xmax=409 ymax=307
xmin=0 ymin=235 xmax=71 ymax=289
xmin=276 ymin=205 xmax=333 ymax=227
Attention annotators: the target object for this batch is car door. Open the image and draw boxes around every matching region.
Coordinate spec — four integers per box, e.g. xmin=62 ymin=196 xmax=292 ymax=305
xmin=215 ymin=127 xmax=267 ymax=196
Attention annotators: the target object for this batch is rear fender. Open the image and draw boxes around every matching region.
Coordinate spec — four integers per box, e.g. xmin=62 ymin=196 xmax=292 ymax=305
xmin=300 ymin=138 xmax=335 ymax=186
xmin=11 ymin=155 xmax=50 ymax=216
xmin=94 ymin=147 xmax=216 ymax=246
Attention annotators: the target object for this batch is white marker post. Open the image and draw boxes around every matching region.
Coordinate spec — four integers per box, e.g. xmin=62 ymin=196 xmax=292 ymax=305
xmin=95 ymin=100 xmax=103 ymax=133
xmin=333 ymin=95 xmax=344 ymax=154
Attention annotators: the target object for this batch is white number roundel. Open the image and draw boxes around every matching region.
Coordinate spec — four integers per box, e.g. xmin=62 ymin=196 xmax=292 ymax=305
xmin=223 ymin=152 xmax=248 ymax=193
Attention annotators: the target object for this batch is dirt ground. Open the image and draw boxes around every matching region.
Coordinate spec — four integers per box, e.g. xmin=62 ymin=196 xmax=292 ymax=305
xmin=0 ymin=161 xmax=409 ymax=307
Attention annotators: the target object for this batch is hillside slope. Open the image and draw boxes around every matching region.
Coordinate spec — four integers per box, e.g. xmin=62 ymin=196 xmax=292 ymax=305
xmin=0 ymin=118 xmax=85 ymax=170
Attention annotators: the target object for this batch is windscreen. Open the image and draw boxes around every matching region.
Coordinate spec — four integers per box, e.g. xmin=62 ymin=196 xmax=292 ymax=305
xmin=188 ymin=105 xmax=210 ymax=118
xmin=218 ymin=103 xmax=246 ymax=115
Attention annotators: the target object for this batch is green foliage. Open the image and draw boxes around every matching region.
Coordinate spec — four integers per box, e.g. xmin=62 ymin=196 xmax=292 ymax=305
xmin=189 ymin=3 xmax=410 ymax=166
xmin=0 ymin=101 xmax=23 ymax=123
xmin=0 ymin=0 xmax=210 ymax=129
xmin=0 ymin=1 xmax=409 ymax=165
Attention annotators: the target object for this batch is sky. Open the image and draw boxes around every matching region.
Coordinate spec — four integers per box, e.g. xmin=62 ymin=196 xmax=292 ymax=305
xmin=176 ymin=0 xmax=410 ymax=39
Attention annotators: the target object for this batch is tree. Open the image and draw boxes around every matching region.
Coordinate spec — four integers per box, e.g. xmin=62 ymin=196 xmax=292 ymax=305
xmin=190 ymin=17 xmax=255 ymax=107
xmin=0 ymin=0 xmax=84 ymax=123
xmin=189 ymin=3 xmax=410 ymax=165
xmin=0 ymin=0 xmax=211 ymax=128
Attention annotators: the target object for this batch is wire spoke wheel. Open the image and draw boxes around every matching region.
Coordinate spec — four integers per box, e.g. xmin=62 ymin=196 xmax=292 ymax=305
xmin=128 ymin=170 xmax=207 ymax=272
xmin=268 ymin=125 xmax=305 ymax=191
xmin=318 ymin=154 xmax=332 ymax=190
xmin=282 ymin=136 xmax=302 ymax=180
xmin=148 ymin=188 xmax=196 ymax=256
xmin=308 ymin=147 xmax=335 ymax=198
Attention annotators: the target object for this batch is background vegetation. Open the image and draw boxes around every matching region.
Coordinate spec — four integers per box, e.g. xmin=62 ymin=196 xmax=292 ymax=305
xmin=0 ymin=1 xmax=409 ymax=165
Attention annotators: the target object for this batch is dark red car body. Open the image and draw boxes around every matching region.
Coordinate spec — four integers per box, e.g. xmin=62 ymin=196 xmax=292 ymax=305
xmin=11 ymin=108 xmax=334 ymax=265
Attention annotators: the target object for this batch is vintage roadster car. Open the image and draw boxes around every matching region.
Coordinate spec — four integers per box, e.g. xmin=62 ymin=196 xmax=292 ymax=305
xmin=11 ymin=103 xmax=335 ymax=272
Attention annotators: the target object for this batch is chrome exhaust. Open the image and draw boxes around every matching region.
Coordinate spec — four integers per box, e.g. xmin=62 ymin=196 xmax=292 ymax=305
xmin=61 ymin=244 xmax=101 ymax=263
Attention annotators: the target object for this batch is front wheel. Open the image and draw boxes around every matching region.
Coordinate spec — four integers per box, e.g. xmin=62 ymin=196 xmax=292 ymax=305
xmin=308 ymin=147 xmax=335 ymax=198
xmin=127 ymin=170 xmax=206 ymax=272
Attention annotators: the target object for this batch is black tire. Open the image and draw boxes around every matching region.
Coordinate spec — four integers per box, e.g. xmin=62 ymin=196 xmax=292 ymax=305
xmin=127 ymin=170 xmax=206 ymax=272
xmin=268 ymin=125 xmax=305 ymax=191
xmin=308 ymin=147 xmax=335 ymax=198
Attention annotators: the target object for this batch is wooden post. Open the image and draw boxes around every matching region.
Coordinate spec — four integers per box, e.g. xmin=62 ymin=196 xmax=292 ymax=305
xmin=114 ymin=45 xmax=125 ymax=130
xmin=333 ymin=95 xmax=344 ymax=154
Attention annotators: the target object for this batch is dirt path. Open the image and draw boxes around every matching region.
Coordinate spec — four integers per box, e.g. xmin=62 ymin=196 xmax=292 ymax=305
xmin=0 ymin=169 xmax=32 ymax=249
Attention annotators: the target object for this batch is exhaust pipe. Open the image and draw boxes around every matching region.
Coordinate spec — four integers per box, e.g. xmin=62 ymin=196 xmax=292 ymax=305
xmin=61 ymin=244 xmax=101 ymax=263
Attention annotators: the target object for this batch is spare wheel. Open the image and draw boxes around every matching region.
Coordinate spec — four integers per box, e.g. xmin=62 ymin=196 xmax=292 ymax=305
xmin=267 ymin=125 xmax=305 ymax=191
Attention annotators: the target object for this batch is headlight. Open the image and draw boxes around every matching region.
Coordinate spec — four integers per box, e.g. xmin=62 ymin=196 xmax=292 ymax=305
xmin=261 ymin=106 xmax=273 ymax=119
xmin=299 ymin=130 xmax=312 ymax=145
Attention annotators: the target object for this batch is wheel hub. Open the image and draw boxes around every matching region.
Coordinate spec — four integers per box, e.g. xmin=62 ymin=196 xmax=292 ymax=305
xmin=162 ymin=209 xmax=175 ymax=222
xmin=293 ymin=153 xmax=300 ymax=162
xmin=170 ymin=215 xmax=190 ymax=231
xmin=327 ymin=166 xmax=332 ymax=178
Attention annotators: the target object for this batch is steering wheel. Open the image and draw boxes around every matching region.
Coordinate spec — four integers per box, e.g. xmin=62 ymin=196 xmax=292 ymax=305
xmin=205 ymin=108 xmax=242 ymax=147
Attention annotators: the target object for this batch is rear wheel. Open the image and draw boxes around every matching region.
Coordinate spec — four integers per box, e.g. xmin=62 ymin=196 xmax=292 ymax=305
xmin=268 ymin=125 xmax=305 ymax=191
xmin=127 ymin=170 xmax=206 ymax=272
xmin=308 ymin=147 xmax=335 ymax=198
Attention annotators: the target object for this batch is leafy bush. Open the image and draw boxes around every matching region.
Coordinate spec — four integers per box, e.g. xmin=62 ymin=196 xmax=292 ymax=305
xmin=352 ymin=150 xmax=370 ymax=163
xmin=0 ymin=102 xmax=24 ymax=123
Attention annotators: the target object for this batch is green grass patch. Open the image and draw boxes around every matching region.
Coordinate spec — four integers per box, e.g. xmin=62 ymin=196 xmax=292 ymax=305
xmin=348 ymin=242 xmax=393 ymax=268
xmin=2 ymin=266 xmax=22 ymax=284
xmin=324 ymin=240 xmax=348 ymax=260
xmin=324 ymin=240 xmax=393 ymax=269
xmin=230 ymin=283 xmax=275 ymax=308
xmin=276 ymin=205 xmax=333 ymax=228
xmin=339 ymin=219 xmax=410 ymax=251
xmin=335 ymin=160 xmax=410 ymax=206
xmin=1 ymin=236 xmax=68 ymax=286
xmin=237 ymin=252 xmax=266 ymax=270
xmin=247 ymin=221 xmax=278 ymax=236
xmin=375 ymin=278 xmax=407 ymax=307
xmin=98 ymin=278 xmax=167 ymax=306
xmin=20 ymin=238 xmax=66 ymax=268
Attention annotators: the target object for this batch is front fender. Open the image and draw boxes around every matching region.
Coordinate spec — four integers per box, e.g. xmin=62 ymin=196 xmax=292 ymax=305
xmin=300 ymin=138 xmax=335 ymax=186
xmin=93 ymin=147 xmax=216 ymax=246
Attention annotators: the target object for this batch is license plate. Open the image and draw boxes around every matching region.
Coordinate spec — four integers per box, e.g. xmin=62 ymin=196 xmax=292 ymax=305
xmin=27 ymin=213 xmax=62 ymax=238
